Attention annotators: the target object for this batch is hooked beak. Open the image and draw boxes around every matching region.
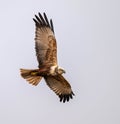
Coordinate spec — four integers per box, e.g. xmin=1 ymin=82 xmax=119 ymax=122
xmin=63 ymin=70 xmax=66 ymax=73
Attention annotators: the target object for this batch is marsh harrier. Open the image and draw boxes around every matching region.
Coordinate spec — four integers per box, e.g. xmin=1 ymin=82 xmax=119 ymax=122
xmin=20 ymin=13 xmax=74 ymax=103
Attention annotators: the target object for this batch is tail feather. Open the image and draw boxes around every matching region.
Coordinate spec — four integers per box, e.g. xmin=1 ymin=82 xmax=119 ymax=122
xmin=20 ymin=69 xmax=42 ymax=86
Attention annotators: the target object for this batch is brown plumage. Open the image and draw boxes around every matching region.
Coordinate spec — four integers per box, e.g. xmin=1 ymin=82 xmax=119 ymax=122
xmin=20 ymin=12 xmax=74 ymax=103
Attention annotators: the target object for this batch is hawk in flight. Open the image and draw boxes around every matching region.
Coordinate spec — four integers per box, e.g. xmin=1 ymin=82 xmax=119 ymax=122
xmin=20 ymin=12 xmax=74 ymax=103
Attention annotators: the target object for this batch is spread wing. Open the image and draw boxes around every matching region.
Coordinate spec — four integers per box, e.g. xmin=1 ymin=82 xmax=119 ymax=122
xmin=44 ymin=75 xmax=74 ymax=103
xmin=33 ymin=13 xmax=57 ymax=68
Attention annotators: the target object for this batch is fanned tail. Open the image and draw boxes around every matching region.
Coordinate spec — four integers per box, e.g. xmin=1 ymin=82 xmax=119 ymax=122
xmin=20 ymin=69 xmax=42 ymax=86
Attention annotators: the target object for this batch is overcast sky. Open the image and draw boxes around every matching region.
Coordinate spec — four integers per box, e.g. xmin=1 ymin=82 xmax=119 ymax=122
xmin=0 ymin=0 xmax=120 ymax=124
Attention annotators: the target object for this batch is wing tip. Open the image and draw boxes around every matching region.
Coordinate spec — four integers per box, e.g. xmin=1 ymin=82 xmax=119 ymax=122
xmin=33 ymin=12 xmax=54 ymax=33
xmin=59 ymin=92 xmax=75 ymax=103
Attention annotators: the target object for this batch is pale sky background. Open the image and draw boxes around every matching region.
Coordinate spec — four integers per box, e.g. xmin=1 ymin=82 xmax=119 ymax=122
xmin=0 ymin=0 xmax=120 ymax=124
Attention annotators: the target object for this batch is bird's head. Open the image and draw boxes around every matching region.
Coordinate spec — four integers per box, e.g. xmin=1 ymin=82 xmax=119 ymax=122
xmin=56 ymin=66 xmax=66 ymax=74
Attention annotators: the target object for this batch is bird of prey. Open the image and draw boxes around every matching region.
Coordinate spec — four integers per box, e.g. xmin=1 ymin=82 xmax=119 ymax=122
xmin=20 ymin=12 xmax=74 ymax=103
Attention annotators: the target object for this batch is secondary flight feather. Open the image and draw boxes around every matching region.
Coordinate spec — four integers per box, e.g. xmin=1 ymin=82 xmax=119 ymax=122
xmin=20 ymin=12 xmax=74 ymax=103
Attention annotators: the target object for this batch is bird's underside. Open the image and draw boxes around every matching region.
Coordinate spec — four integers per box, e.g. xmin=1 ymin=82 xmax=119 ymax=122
xmin=20 ymin=12 xmax=74 ymax=103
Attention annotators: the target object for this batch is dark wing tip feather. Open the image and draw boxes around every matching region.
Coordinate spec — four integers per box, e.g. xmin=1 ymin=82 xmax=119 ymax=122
xmin=43 ymin=12 xmax=50 ymax=27
xmin=33 ymin=18 xmax=39 ymax=27
xmin=59 ymin=92 xmax=75 ymax=103
xmin=35 ymin=15 xmax=42 ymax=25
xmin=50 ymin=19 xmax=54 ymax=33
xmin=33 ymin=12 xmax=54 ymax=33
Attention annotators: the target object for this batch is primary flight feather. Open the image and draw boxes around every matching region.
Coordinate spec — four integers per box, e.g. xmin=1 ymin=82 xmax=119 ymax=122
xmin=20 ymin=12 xmax=74 ymax=103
